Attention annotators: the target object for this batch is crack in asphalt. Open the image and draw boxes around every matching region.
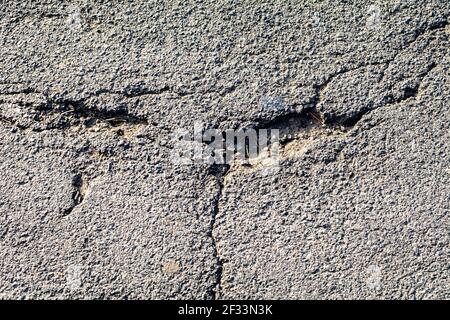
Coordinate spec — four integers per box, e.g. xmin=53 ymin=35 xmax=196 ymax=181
xmin=63 ymin=173 xmax=87 ymax=216
xmin=206 ymin=164 xmax=229 ymax=300
xmin=92 ymin=85 xmax=171 ymax=98
xmin=341 ymin=60 xmax=439 ymax=128
xmin=0 ymin=15 xmax=447 ymax=299
xmin=0 ymin=84 xmax=242 ymax=132
xmin=204 ymin=111 xmax=341 ymax=299
xmin=0 ymin=94 xmax=149 ymax=133
xmin=203 ymin=20 xmax=448 ymax=296
xmin=52 ymin=98 xmax=149 ymax=127
xmin=381 ymin=17 xmax=448 ymax=76
xmin=202 ymin=54 xmax=439 ymax=297
xmin=1 ymin=18 xmax=447 ymax=135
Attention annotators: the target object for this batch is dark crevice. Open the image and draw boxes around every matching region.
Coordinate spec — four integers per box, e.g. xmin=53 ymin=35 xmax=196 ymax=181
xmin=312 ymin=61 xmax=388 ymax=102
xmin=339 ymin=88 xmax=417 ymax=128
xmin=59 ymin=99 xmax=149 ymax=126
xmin=121 ymin=85 xmax=171 ymax=98
xmin=340 ymin=107 xmax=373 ymax=128
xmin=0 ymin=88 xmax=38 ymax=95
xmin=425 ymin=18 xmax=449 ymax=32
xmin=252 ymin=109 xmax=327 ymax=145
xmin=0 ymin=17 xmax=447 ymax=302
xmin=206 ymin=164 xmax=229 ymax=300
xmin=341 ymin=61 xmax=438 ymax=128
xmin=0 ymin=83 xmax=241 ymax=132
xmin=93 ymin=84 xmax=238 ymax=99
xmin=7 ymin=98 xmax=149 ymax=132
xmin=379 ymin=18 xmax=448 ymax=82
xmin=203 ymin=108 xmax=338 ymax=301
xmin=307 ymin=17 xmax=448 ymax=103
xmin=255 ymin=109 xmax=324 ymax=130
xmin=63 ymin=173 xmax=85 ymax=216
xmin=292 ymin=22 xmax=444 ymax=130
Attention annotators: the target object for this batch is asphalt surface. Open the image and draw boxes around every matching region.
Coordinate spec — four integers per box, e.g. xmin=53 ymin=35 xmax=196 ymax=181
xmin=0 ymin=1 xmax=448 ymax=299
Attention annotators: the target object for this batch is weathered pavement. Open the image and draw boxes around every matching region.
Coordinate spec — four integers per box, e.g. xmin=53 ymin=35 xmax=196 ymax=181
xmin=0 ymin=1 xmax=448 ymax=299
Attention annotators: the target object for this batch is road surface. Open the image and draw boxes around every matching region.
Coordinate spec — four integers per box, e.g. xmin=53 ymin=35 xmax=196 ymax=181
xmin=0 ymin=1 xmax=448 ymax=299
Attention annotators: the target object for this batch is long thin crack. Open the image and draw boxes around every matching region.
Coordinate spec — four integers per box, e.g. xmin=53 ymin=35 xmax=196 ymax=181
xmin=92 ymin=85 xmax=171 ymax=98
xmin=273 ymin=19 xmax=447 ymax=132
xmin=203 ymin=109 xmax=344 ymax=300
xmin=206 ymin=164 xmax=229 ymax=300
xmin=379 ymin=17 xmax=448 ymax=82
xmin=341 ymin=61 xmax=439 ymax=128
xmin=303 ymin=16 xmax=448 ymax=116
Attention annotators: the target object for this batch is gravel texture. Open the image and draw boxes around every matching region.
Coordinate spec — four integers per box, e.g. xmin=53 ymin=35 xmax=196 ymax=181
xmin=0 ymin=0 xmax=448 ymax=299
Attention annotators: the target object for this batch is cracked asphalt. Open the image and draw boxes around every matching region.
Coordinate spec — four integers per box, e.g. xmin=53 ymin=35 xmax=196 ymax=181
xmin=0 ymin=1 xmax=449 ymax=299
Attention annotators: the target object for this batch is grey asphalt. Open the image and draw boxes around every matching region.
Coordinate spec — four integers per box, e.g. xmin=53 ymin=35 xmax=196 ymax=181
xmin=0 ymin=1 xmax=448 ymax=299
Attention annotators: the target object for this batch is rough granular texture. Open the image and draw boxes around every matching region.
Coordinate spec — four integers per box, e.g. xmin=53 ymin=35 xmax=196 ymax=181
xmin=0 ymin=1 xmax=448 ymax=299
